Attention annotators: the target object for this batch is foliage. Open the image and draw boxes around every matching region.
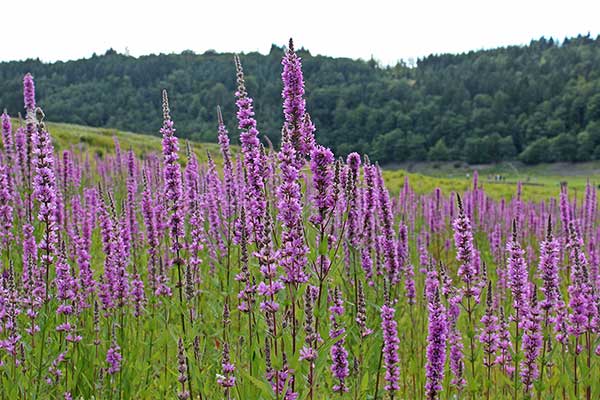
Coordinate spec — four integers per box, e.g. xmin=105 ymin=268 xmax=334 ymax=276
xmin=2 ymin=35 xmax=600 ymax=164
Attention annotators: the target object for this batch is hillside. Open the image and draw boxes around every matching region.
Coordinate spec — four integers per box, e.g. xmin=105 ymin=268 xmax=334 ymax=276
xmin=14 ymin=120 xmax=594 ymax=202
xmin=2 ymin=35 xmax=600 ymax=165
xmin=12 ymin=119 xmax=223 ymax=164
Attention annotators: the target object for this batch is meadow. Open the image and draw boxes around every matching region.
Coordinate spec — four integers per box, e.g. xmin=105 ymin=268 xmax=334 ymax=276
xmin=0 ymin=40 xmax=598 ymax=400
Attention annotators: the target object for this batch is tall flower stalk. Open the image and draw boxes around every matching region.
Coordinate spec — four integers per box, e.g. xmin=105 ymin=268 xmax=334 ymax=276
xmin=160 ymin=89 xmax=192 ymax=398
xmin=507 ymin=221 xmax=530 ymax=398
xmin=425 ymin=288 xmax=447 ymax=400
xmin=452 ymin=194 xmax=478 ymax=383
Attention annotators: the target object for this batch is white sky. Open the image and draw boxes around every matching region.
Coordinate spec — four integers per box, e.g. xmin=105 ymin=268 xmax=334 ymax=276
xmin=3 ymin=0 xmax=600 ymax=65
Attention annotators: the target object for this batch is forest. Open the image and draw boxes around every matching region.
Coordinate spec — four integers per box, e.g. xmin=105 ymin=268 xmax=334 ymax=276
xmin=1 ymin=34 xmax=600 ymax=164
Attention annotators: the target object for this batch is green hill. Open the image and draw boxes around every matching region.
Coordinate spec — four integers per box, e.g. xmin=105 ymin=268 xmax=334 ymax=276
xmin=12 ymin=119 xmax=224 ymax=164
xmin=15 ymin=120 xmax=594 ymax=202
xmin=2 ymin=34 xmax=600 ymax=165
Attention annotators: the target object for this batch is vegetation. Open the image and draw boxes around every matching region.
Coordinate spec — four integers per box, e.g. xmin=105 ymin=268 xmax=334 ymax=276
xmin=2 ymin=34 xmax=600 ymax=164
xmin=10 ymin=118 xmax=224 ymax=164
xmin=11 ymin=119 xmax=592 ymax=203
xmin=1 ymin=41 xmax=599 ymax=400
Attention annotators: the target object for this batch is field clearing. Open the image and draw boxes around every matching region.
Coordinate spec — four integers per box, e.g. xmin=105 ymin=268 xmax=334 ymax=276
xmin=16 ymin=119 xmax=598 ymax=203
xmin=383 ymin=160 xmax=600 ymax=201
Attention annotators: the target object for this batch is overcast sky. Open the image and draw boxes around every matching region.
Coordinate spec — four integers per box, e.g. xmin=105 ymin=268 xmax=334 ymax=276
xmin=3 ymin=0 xmax=599 ymax=65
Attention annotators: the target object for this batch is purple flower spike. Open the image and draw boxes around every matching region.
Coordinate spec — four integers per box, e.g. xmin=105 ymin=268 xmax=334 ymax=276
xmin=425 ymin=289 xmax=447 ymax=400
xmin=380 ymin=301 xmax=400 ymax=392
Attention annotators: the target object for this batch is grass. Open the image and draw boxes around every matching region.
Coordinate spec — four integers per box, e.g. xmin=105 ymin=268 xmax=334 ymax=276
xmin=383 ymin=160 xmax=600 ymax=201
xmin=11 ymin=118 xmax=226 ymax=164
xmin=17 ymin=119 xmax=598 ymax=202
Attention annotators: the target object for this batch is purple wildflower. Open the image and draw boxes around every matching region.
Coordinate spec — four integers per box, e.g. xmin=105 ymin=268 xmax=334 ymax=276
xmin=106 ymin=328 xmax=122 ymax=375
xmin=520 ymin=287 xmax=542 ymax=394
xmin=309 ymin=145 xmax=334 ymax=225
xmin=217 ymin=106 xmax=235 ymax=218
xmin=277 ymin=135 xmax=309 ymax=285
xmin=281 ymin=38 xmax=313 ymax=158
xmin=380 ymin=301 xmax=400 ymax=392
xmin=32 ymin=118 xmax=59 ymax=300
xmin=479 ymin=282 xmax=499 ymax=369
xmin=160 ymin=90 xmax=185 ymax=254
xmin=375 ymin=165 xmax=399 ymax=285
xmin=217 ymin=342 xmax=235 ymax=393
xmin=329 ymin=288 xmax=349 ymax=393
xmin=398 ymin=222 xmax=416 ymax=303
xmin=539 ymin=216 xmax=560 ymax=316
xmin=23 ymin=73 xmax=36 ymax=111
xmin=453 ymin=194 xmax=478 ymax=297
xmin=234 ymin=55 xmax=266 ymax=242
xmin=507 ymin=221 xmax=529 ymax=315
xmin=425 ymin=288 xmax=448 ymax=400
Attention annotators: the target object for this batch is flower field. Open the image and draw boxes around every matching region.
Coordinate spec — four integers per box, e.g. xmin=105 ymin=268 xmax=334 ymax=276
xmin=0 ymin=39 xmax=598 ymax=399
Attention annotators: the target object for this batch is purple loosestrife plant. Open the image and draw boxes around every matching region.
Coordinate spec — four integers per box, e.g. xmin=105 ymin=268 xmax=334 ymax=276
xmin=23 ymin=74 xmax=37 ymax=220
xmin=205 ymin=153 xmax=225 ymax=262
xmin=380 ymin=298 xmax=400 ymax=393
xmin=559 ymin=184 xmax=571 ymax=243
xmin=14 ymin=126 xmax=27 ymax=189
xmin=277 ymin=134 xmax=309 ymax=285
xmin=479 ymin=281 xmax=499 ymax=399
xmin=537 ymin=216 xmax=561 ymax=384
xmin=375 ymin=165 xmax=399 ymax=286
xmin=300 ymin=286 xmax=319 ymax=397
xmin=217 ymin=106 xmax=235 ymax=219
xmin=125 ymin=149 xmax=139 ymax=254
xmin=281 ymin=38 xmax=313 ymax=159
xmin=425 ymin=288 xmax=448 ymax=400
xmin=507 ymin=220 xmax=530 ymax=394
xmin=448 ymin=293 xmax=467 ymax=392
xmin=278 ymin=40 xmax=313 ymax=292
xmin=452 ymin=194 xmax=480 ymax=383
xmin=355 ymin=280 xmax=373 ymax=338
xmin=309 ymin=145 xmax=334 ymax=226
xmin=160 ymin=90 xmax=185 ymax=256
xmin=1 ymin=112 xmax=14 ymax=168
xmin=23 ymin=73 xmax=36 ymax=111
xmin=4 ymin=42 xmax=600 ymax=399
xmin=160 ymin=91 xmax=193 ymax=397
xmin=345 ymin=153 xmax=361 ymax=249
xmin=566 ymin=222 xmax=597 ymax=399
xmin=255 ymin=209 xmax=284 ymax=356
xmin=539 ymin=216 xmax=560 ymax=316
xmin=0 ymin=160 xmax=14 ymax=250
xmin=32 ymin=114 xmax=59 ymax=301
xmin=360 ymin=161 xmax=376 ymax=284
xmin=130 ymin=264 xmax=146 ymax=318
xmin=329 ymin=287 xmax=349 ymax=393
xmin=234 ymin=55 xmax=266 ymax=243
xmin=398 ymin=222 xmax=416 ymax=304
xmin=235 ymin=207 xmax=255 ymax=314
xmin=217 ymin=342 xmax=236 ymax=392
xmin=507 ymin=221 xmax=530 ymax=315
xmin=479 ymin=282 xmax=500 ymax=366
xmin=177 ymin=337 xmax=190 ymax=400
xmin=106 ymin=327 xmax=122 ymax=375
xmin=496 ymin=307 xmax=515 ymax=377
xmin=520 ymin=287 xmax=543 ymax=395
xmin=453 ymin=194 xmax=478 ymax=297
xmin=141 ymin=171 xmax=163 ymax=295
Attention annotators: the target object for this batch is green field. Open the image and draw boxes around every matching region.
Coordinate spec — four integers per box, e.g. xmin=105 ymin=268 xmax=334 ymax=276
xmin=383 ymin=160 xmax=600 ymax=201
xmin=13 ymin=119 xmax=225 ymax=164
xmin=29 ymin=120 xmax=599 ymax=201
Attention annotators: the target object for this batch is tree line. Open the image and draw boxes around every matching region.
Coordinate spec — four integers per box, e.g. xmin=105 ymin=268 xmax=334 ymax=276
xmin=1 ymin=34 xmax=600 ymax=164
